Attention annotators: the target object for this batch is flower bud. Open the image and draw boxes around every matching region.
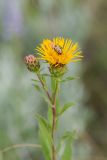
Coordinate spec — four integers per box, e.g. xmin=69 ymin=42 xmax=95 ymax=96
xmin=49 ymin=65 xmax=67 ymax=77
xmin=24 ymin=55 xmax=40 ymax=72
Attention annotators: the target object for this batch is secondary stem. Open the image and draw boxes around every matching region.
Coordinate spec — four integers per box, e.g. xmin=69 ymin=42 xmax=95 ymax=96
xmin=37 ymin=73 xmax=52 ymax=103
xmin=1 ymin=144 xmax=41 ymax=153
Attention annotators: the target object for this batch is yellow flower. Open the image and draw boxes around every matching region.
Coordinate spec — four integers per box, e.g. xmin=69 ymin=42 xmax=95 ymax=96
xmin=36 ymin=37 xmax=83 ymax=67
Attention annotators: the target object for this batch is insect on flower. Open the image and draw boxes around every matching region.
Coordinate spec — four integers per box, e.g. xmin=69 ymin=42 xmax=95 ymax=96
xmin=52 ymin=44 xmax=62 ymax=55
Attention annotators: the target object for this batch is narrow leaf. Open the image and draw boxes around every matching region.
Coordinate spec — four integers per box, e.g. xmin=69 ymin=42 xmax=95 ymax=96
xmin=57 ymin=131 xmax=76 ymax=160
xmin=31 ymin=79 xmax=40 ymax=83
xmin=41 ymin=75 xmax=46 ymax=83
xmin=61 ymin=130 xmax=77 ymax=141
xmin=35 ymin=113 xmax=51 ymax=130
xmin=33 ymin=84 xmax=42 ymax=92
xmin=42 ymin=73 xmax=59 ymax=79
xmin=60 ymin=76 xmax=79 ymax=83
xmin=35 ymin=113 xmax=52 ymax=160
xmin=61 ymin=138 xmax=72 ymax=160
xmin=58 ymin=102 xmax=74 ymax=116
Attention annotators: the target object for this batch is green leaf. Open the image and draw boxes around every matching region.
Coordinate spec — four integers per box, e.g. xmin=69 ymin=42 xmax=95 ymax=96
xmin=41 ymin=75 xmax=46 ymax=83
xmin=60 ymin=76 xmax=79 ymax=83
xmin=31 ymin=79 xmax=40 ymax=83
xmin=57 ymin=131 xmax=76 ymax=160
xmin=35 ymin=113 xmax=52 ymax=160
xmin=42 ymin=73 xmax=58 ymax=78
xmin=33 ymin=84 xmax=42 ymax=92
xmin=61 ymin=138 xmax=72 ymax=160
xmin=61 ymin=130 xmax=77 ymax=140
xmin=58 ymin=102 xmax=74 ymax=116
xmin=35 ymin=113 xmax=51 ymax=130
xmin=57 ymin=131 xmax=76 ymax=151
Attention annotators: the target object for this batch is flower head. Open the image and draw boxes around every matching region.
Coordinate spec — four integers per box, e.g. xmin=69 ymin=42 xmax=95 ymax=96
xmin=36 ymin=37 xmax=83 ymax=68
xmin=24 ymin=55 xmax=40 ymax=72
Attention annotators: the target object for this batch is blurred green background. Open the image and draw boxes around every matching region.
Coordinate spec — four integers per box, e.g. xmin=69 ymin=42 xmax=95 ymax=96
xmin=0 ymin=0 xmax=107 ymax=160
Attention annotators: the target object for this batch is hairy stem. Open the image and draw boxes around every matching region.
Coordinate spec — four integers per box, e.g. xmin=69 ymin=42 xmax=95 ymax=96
xmin=37 ymin=73 xmax=59 ymax=160
xmin=51 ymin=79 xmax=59 ymax=160
xmin=52 ymin=104 xmax=56 ymax=160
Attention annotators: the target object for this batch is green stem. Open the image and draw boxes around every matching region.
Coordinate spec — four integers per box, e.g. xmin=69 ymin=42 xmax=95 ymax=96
xmin=37 ymin=73 xmax=59 ymax=160
xmin=1 ymin=144 xmax=41 ymax=153
xmin=51 ymin=78 xmax=59 ymax=160
xmin=52 ymin=104 xmax=56 ymax=160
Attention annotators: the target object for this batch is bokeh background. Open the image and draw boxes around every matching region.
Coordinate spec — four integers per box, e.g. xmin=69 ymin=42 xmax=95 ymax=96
xmin=0 ymin=0 xmax=107 ymax=160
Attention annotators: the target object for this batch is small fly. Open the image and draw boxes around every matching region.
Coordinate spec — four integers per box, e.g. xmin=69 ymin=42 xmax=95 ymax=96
xmin=52 ymin=44 xmax=62 ymax=55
